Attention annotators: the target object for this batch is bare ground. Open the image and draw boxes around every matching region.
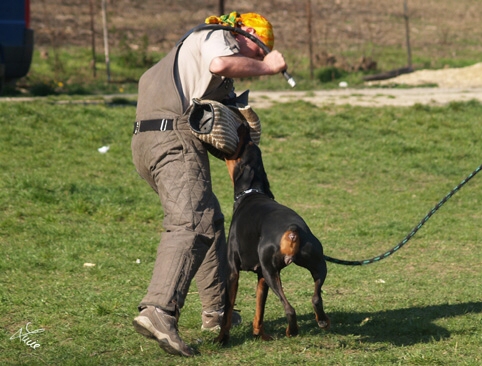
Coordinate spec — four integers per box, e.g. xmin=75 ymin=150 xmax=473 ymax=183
xmin=248 ymin=62 xmax=482 ymax=108
xmin=248 ymin=86 xmax=482 ymax=108
xmin=4 ymin=86 xmax=481 ymax=108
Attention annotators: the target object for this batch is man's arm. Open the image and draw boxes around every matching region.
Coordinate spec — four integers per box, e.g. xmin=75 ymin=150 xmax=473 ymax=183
xmin=209 ymin=51 xmax=287 ymax=78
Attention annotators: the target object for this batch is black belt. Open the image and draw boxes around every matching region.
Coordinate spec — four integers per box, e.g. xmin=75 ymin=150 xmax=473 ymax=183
xmin=133 ymin=119 xmax=174 ymax=134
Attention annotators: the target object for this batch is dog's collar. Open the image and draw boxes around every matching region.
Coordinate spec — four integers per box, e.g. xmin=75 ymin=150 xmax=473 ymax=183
xmin=234 ymin=188 xmax=263 ymax=202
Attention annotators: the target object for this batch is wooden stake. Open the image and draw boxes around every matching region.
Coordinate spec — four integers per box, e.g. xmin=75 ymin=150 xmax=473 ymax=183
xmin=306 ymin=0 xmax=314 ymax=80
xmin=101 ymin=0 xmax=111 ymax=82
xmin=403 ymin=0 xmax=412 ymax=69
xmin=89 ymin=0 xmax=96 ymax=78
xmin=218 ymin=0 xmax=224 ymax=15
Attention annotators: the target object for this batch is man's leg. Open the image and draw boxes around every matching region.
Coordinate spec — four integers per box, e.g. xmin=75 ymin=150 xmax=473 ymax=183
xmin=140 ymin=230 xmax=209 ymax=312
xmin=195 ymin=213 xmax=227 ymax=329
xmin=133 ymin=229 xmax=209 ymax=357
xmin=131 ymin=128 xmax=218 ymax=356
xmin=194 ymin=197 xmax=242 ymax=331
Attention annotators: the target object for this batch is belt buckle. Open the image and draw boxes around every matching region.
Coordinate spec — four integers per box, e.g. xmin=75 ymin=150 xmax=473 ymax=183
xmin=133 ymin=121 xmax=140 ymax=135
xmin=159 ymin=119 xmax=168 ymax=131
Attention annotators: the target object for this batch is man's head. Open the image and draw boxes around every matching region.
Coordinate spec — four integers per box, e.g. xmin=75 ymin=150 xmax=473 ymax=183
xmin=205 ymin=11 xmax=274 ymax=51
xmin=237 ymin=13 xmax=274 ymax=51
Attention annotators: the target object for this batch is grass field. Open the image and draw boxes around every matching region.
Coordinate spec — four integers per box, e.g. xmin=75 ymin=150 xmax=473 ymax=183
xmin=1 ymin=98 xmax=481 ymax=365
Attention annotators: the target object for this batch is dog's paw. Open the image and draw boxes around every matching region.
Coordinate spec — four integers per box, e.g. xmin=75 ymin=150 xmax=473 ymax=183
xmin=317 ymin=318 xmax=331 ymax=330
xmin=286 ymin=325 xmax=299 ymax=337
xmin=254 ymin=332 xmax=274 ymax=341
xmin=214 ymin=333 xmax=230 ymax=346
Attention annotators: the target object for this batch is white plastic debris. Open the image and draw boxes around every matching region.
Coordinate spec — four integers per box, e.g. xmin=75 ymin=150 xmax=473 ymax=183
xmin=98 ymin=146 xmax=110 ymax=154
xmin=83 ymin=263 xmax=96 ymax=267
xmin=339 ymin=81 xmax=348 ymax=88
xmin=136 ymin=259 xmax=141 ymax=264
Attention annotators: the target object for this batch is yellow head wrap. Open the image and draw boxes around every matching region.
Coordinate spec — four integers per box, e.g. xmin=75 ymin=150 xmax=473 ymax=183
xmin=205 ymin=11 xmax=274 ymax=51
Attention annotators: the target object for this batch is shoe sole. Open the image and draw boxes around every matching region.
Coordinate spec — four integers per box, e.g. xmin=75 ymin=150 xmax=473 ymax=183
xmin=133 ymin=316 xmax=191 ymax=357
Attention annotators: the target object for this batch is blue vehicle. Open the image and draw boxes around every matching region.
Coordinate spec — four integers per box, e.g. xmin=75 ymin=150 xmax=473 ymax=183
xmin=0 ymin=0 xmax=34 ymax=92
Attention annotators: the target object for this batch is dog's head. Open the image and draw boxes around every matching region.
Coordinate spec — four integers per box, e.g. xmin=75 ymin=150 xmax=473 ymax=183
xmin=225 ymin=123 xmax=274 ymax=200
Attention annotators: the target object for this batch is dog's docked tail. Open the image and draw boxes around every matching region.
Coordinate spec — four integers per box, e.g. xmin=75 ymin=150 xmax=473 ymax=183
xmin=280 ymin=224 xmax=301 ymax=265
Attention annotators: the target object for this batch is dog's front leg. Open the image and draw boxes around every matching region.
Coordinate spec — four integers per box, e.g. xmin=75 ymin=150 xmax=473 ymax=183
xmin=253 ymin=275 xmax=273 ymax=340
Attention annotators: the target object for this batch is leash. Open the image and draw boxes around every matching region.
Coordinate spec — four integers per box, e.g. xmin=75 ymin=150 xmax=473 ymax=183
xmin=324 ymin=163 xmax=482 ymax=266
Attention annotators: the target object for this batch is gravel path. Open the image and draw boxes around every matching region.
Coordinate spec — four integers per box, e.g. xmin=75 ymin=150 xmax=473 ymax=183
xmin=250 ymin=63 xmax=482 ymax=108
xmin=3 ymin=64 xmax=482 ymax=108
xmin=249 ymin=87 xmax=482 ymax=108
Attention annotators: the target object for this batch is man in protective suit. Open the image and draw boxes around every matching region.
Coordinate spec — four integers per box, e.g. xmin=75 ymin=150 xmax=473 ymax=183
xmin=131 ymin=11 xmax=287 ymax=357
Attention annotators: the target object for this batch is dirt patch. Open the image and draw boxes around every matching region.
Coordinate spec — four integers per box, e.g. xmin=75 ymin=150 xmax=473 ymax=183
xmin=366 ymin=63 xmax=482 ymax=88
xmin=249 ymin=63 xmax=482 ymax=108
xmin=3 ymin=86 xmax=482 ymax=108
xmin=248 ymin=86 xmax=482 ymax=109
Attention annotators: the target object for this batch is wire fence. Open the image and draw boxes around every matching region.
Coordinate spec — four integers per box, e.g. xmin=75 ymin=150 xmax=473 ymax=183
xmin=31 ymin=0 xmax=482 ymax=72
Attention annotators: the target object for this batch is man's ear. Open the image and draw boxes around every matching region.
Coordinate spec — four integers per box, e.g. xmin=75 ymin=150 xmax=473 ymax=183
xmin=244 ymin=27 xmax=256 ymax=35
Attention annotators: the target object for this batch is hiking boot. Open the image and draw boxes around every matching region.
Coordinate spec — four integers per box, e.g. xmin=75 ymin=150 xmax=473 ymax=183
xmin=201 ymin=310 xmax=242 ymax=331
xmin=133 ymin=306 xmax=194 ymax=357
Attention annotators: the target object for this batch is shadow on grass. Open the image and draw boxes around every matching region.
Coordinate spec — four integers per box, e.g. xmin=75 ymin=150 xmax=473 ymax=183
xmin=222 ymin=301 xmax=482 ymax=347
xmin=310 ymin=301 xmax=482 ymax=345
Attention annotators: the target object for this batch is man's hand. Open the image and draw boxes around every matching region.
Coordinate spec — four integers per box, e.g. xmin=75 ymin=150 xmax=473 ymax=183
xmin=262 ymin=50 xmax=287 ymax=75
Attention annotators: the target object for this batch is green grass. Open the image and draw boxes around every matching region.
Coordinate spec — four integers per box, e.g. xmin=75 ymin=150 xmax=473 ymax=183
xmin=1 ymin=99 xmax=481 ymax=365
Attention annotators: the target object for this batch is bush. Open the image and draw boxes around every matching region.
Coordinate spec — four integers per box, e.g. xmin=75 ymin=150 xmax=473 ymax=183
xmin=316 ymin=66 xmax=346 ymax=83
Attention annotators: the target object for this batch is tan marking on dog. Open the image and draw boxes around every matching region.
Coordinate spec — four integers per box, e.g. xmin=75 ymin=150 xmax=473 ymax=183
xmin=225 ymin=158 xmax=240 ymax=184
xmin=253 ymin=277 xmax=265 ymax=336
xmin=224 ymin=123 xmax=251 ymax=184
xmin=253 ymin=277 xmax=273 ymax=340
xmin=280 ymin=230 xmax=300 ymax=264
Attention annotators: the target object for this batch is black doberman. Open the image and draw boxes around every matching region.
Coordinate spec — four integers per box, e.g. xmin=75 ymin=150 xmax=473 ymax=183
xmin=216 ymin=123 xmax=330 ymax=345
